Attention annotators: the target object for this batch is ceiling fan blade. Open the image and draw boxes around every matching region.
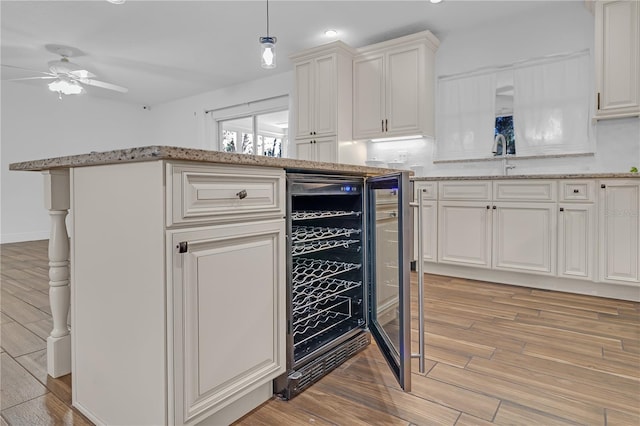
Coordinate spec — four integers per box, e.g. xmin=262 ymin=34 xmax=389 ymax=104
xmin=6 ymin=76 xmax=56 ymax=81
xmin=1 ymin=63 xmax=54 ymax=76
xmin=78 ymin=78 xmax=128 ymax=93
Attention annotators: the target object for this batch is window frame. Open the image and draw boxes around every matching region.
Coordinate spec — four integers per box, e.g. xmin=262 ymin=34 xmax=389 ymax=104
xmin=207 ymin=95 xmax=289 ymax=157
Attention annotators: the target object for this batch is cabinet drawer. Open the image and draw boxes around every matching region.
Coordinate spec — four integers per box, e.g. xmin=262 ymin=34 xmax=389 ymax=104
xmin=168 ymin=163 xmax=285 ymax=226
xmin=560 ymin=181 xmax=595 ymax=202
xmin=439 ymin=181 xmax=491 ymax=201
xmin=416 ymin=182 xmax=437 ymax=200
xmin=493 ymin=180 xmax=557 ymax=202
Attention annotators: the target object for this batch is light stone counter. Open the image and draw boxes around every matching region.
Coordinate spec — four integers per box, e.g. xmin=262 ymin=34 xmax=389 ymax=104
xmin=9 ymin=145 xmax=391 ymax=176
xmin=412 ymin=172 xmax=640 ymax=181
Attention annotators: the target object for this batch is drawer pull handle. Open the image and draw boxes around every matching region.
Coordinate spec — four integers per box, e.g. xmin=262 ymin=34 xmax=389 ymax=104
xmin=236 ymin=190 xmax=248 ymax=200
xmin=573 ymin=189 xmax=579 ymax=193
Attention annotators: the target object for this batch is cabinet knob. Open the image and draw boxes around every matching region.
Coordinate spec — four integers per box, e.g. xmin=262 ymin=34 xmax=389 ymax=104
xmin=236 ymin=190 xmax=248 ymax=200
xmin=560 ymin=207 xmax=564 ymax=212
xmin=422 ymin=189 xmax=427 ymax=193
xmin=486 ymin=205 xmax=490 ymax=209
xmin=601 ymin=184 xmax=606 ymax=189
xmin=492 ymin=205 xmax=497 ymax=209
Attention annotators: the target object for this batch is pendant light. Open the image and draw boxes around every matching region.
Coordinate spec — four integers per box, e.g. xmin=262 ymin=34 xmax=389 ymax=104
xmin=259 ymin=0 xmax=277 ymax=69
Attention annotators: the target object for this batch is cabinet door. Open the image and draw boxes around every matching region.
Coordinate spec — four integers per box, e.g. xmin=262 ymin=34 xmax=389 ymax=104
xmin=595 ymin=0 xmax=640 ymax=118
xmin=314 ymin=54 xmax=337 ymax=137
xmin=353 ymin=54 xmax=385 ymax=140
xmin=438 ymin=201 xmax=492 ymax=268
xmin=599 ymin=180 xmax=640 ymax=283
xmin=558 ymin=204 xmax=594 ymax=280
xmin=386 ymin=44 xmax=424 ymax=137
xmin=314 ymin=137 xmax=337 ymax=163
xmin=493 ymin=202 xmax=556 ymax=275
xmin=295 ymin=139 xmax=314 ymax=161
xmin=294 ymin=60 xmax=314 ymax=138
xmin=169 ymin=220 xmax=286 ymax=424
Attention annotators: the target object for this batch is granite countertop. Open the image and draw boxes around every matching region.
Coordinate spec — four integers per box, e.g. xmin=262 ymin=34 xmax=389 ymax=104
xmin=8 ymin=145 xmax=392 ymax=176
xmin=412 ymin=173 xmax=640 ymax=180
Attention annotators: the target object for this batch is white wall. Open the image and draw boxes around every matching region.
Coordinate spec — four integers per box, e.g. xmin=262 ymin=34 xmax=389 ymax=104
xmin=368 ymin=1 xmax=640 ymax=176
xmin=147 ymin=71 xmax=293 ymax=152
xmin=1 ymin=83 xmax=153 ymax=243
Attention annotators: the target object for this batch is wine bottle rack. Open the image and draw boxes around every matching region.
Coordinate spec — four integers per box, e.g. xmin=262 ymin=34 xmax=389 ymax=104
xmin=293 ymin=297 xmax=351 ymax=348
xmin=292 ymin=210 xmax=361 ymax=221
xmin=292 ymin=258 xmax=361 ymax=286
xmin=291 ymin=226 xmax=361 ymax=243
xmin=292 ymin=278 xmax=362 ymax=314
xmin=292 ymin=239 xmax=360 ymax=257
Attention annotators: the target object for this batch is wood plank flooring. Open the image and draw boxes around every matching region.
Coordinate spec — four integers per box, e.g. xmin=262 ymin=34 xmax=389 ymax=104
xmin=1 ymin=240 xmax=639 ymax=425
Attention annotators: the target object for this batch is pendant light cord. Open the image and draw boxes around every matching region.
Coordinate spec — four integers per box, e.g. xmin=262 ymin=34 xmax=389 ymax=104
xmin=266 ymin=0 xmax=270 ymax=37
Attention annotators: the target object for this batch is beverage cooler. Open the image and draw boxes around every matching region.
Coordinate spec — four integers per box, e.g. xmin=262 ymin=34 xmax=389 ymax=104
xmin=274 ymin=172 xmax=414 ymax=399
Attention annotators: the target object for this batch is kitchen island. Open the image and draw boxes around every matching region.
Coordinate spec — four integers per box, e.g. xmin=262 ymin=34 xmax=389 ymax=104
xmin=9 ymin=146 xmax=394 ymax=426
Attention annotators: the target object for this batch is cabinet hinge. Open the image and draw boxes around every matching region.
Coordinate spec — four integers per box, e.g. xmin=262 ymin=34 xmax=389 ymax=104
xmin=177 ymin=241 xmax=188 ymax=253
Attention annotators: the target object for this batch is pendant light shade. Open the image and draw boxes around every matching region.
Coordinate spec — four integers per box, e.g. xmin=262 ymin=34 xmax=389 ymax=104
xmin=260 ymin=36 xmax=277 ymax=69
xmin=259 ymin=0 xmax=277 ymax=69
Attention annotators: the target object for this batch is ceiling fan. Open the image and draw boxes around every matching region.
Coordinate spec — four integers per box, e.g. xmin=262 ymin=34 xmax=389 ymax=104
xmin=2 ymin=46 xmax=128 ymax=99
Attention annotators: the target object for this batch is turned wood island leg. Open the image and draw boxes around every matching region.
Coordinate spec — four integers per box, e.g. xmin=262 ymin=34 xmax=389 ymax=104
xmin=43 ymin=170 xmax=72 ymax=378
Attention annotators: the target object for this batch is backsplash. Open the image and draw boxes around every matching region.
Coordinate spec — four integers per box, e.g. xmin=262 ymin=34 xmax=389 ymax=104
xmin=365 ymin=117 xmax=639 ymax=177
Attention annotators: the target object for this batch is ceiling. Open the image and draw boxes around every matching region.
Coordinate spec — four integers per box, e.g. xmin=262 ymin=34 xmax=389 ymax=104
xmin=1 ymin=1 xmax=561 ymax=106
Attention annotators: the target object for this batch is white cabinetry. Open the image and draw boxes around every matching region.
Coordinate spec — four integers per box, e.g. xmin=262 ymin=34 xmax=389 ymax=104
xmin=594 ymin=0 xmax=640 ymax=119
xmin=436 ymin=180 xmax=557 ymax=275
xmin=492 ymin=181 xmax=557 ymax=276
xmin=599 ymin=180 xmax=640 ymax=284
xmin=558 ymin=181 xmax=596 ymax=280
xmin=353 ymin=31 xmax=439 ymax=140
xmin=168 ymin=220 xmax=285 ymax=424
xmin=71 ymin=161 xmax=286 ymax=426
xmin=438 ymin=181 xmax=492 ymax=268
xmin=290 ymin=42 xmax=354 ymax=160
xmin=493 ymin=202 xmax=556 ymax=275
xmin=294 ymin=136 xmax=337 ymax=163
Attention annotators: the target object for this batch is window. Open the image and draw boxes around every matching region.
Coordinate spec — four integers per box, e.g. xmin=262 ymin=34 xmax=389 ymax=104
xmin=210 ymin=95 xmax=289 ymax=158
xmin=494 ymin=115 xmax=516 ymax=156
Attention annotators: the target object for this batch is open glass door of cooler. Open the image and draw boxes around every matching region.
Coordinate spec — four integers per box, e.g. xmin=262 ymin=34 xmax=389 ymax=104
xmin=365 ymin=171 xmax=412 ymax=391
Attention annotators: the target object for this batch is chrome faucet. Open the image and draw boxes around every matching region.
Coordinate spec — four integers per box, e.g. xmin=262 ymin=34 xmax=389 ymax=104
xmin=492 ymin=134 xmax=516 ymax=176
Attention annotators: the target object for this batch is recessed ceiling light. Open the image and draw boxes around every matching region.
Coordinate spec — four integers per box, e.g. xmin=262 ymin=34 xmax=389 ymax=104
xmin=430 ymin=0 xmax=442 ymax=3
xmin=324 ymin=29 xmax=338 ymax=37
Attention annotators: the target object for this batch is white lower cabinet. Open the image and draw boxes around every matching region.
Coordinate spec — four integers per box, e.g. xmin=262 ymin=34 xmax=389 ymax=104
xmin=438 ymin=201 xmax=492 ymax=268
xmin=599 ymin=180 xmax=640 ymax=284
xmin=492 ymin=202 xmax=556 ymax=275
xmin=558 ymin=203 xmax=595 ymax=280
xmin=169 ymin=219 xmax=286 ymax=425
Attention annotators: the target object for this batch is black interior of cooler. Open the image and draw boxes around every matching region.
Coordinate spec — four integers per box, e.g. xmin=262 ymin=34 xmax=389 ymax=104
xmin=290 ymin=193 xmax=365 ymax=363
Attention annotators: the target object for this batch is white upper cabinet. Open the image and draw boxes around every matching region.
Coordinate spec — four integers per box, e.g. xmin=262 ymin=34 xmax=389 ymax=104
xmin=353 ymin=31 xmax=439 ymax=140
xmin=595 ymin=0 xmax=640 ymax=119
xmin=291 ymin=41 xmax=355 ymax=141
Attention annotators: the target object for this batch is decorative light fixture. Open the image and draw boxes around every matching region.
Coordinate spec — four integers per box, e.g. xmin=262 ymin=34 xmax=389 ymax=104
xmin=259 ymin=0 xmax=277 ymax=69
xmin=106 ymin=0 xmax=126 ymax=4
xmin=48 ymin=77 xmax=84 ymax=98
xmin=324 ymin=29 xmax=338 ymax=37
xmin=430 ymin=0 xmax=443 ymax=3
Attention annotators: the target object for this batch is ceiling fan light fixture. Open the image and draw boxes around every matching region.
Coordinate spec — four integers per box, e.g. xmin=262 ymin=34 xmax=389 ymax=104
xmin=259 ymin=0 xmax=277 ymax=69
xmin=48 ymin=78 xmax=83 ymax=95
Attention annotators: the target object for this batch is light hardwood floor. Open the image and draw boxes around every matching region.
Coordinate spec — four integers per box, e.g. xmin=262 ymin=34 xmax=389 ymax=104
xmin=1 ymin=240 xmax=639 ymax=425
